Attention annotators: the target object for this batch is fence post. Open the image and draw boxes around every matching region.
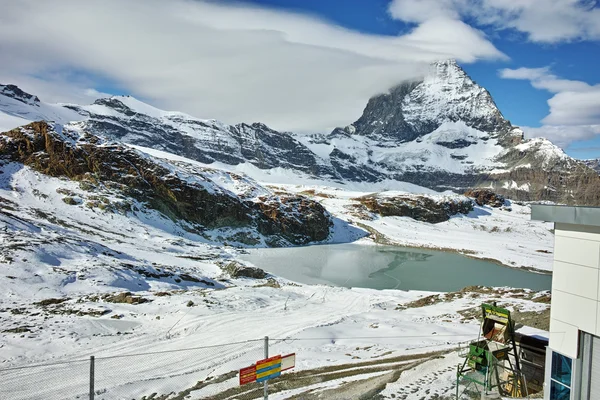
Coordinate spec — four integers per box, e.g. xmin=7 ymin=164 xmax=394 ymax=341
xmin=264 ymin=336 xmax=268 ymax=400
xmin=89 ymin=355 xmax=95 ymax=400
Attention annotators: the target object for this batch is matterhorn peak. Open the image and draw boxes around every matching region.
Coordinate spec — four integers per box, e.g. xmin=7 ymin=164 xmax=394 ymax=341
xmin=426 ymin=59 xmax=470 ymax=85
xmin=348 ymin=60 xmax=509 ymax=142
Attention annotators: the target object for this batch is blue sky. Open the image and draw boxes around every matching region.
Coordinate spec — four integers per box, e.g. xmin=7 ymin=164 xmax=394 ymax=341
xmin=234 ymin=0 xmax=600 ymax=159
xmin=1 ymin=0 xmax=599 ymax=158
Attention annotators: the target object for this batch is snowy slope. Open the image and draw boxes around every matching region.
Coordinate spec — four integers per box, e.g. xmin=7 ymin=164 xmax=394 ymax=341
xmin=0 ymin=166 xmax=550 ymax=398
xmin=300 ymin=120 xmax=505 ymax=176
xmin=0 ymin=132 xmax=552 ymax=395
xmin=0 ymin=122 xmax=340 ymax=247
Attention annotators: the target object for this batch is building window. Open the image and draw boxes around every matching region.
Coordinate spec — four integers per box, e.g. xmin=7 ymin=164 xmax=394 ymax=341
xmin=550 ymin=351 xmax=572 ymax=400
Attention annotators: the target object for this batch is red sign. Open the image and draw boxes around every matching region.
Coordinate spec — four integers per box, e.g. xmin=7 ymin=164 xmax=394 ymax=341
xmin=239 ymin=365 xmax=256 ymax=385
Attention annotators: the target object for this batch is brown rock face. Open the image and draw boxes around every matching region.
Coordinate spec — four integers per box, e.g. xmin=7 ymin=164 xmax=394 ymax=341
xmin=255 ymin=195 xmax=332 ymax=245
xmin=464 ymin=189 xmax=506 ymax=208
xmin=0 ymin=122 xmax=331 ymax=245
xmin=0 ymin=122 xmax=251 ymax=229
xmin=355 ymin=194 xmax=473 ymax=223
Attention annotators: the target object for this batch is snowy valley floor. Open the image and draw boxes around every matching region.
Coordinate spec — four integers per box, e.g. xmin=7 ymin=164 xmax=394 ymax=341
xmin=0 ymin=159 xmax=554 ymax=399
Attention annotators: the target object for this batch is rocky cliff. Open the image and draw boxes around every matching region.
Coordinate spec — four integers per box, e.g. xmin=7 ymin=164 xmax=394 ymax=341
xmin=0 ymin=121 xmax=332 ymax=246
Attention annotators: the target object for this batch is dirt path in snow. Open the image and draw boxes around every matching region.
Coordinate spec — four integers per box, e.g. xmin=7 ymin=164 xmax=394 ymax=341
xmin=179 ymin=349 xmax=450 ymax=399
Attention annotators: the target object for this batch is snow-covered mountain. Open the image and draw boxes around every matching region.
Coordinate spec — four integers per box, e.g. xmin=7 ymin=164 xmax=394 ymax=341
xmin=0 ymin=121 xmax=334 ymax=247
xmin=0 ymin=84 xmax=81 ymax=129
xmin=1 ymin=60 xmax=599 ymax=205
xmin=307 ymin=60 xmax=595 ymax=202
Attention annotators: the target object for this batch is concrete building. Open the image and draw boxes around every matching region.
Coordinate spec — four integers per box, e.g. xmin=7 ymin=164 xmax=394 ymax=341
xmin=532 ymin=205 xmax=600 ymax=400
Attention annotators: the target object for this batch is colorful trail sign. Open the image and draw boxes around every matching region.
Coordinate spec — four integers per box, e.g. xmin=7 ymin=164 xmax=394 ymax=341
xmin=256 ymin=355 xmax=281 ymax=383
xmin=239 ymin=353 xmax=296 ymax=386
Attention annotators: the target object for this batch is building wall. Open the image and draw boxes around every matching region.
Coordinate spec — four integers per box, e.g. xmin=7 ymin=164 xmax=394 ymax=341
xmin=549 ymin=223 xmax=600 ymax=358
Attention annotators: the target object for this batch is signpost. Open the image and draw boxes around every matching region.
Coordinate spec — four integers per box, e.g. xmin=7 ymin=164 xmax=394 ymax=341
xmin=238 ymin=346 xmax=296 ymax=400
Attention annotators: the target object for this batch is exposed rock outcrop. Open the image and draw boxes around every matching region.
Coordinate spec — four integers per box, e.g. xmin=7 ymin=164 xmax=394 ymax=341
xmin=219 ymin=261 xmax=267 ymax=279
xmin=464 ymin=189 xmax=506 ymax=208
xmin=354 ymin=193 xmax=473 ymax=223
xmin=255 ymin=195 xmax=331 ymax=246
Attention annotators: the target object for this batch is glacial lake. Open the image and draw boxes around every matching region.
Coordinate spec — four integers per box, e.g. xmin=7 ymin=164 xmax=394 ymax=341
xmin=240 ymin=244 xmax=552 ymax=292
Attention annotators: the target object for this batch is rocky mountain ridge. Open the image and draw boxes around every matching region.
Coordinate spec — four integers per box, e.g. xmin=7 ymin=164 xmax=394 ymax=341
xmin=0 ymin=121 xmax=332 ymax=246
xmin=584 ymin=159 xmax=600 ymax=174
xmin=1 ymin=60 xmax=599 ymax=205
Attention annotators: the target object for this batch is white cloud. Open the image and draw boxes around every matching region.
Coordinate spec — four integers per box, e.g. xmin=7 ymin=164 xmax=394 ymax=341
xmin=388 ymin=0 xmax=462 ymax=22
xmin=0 ymin=0 xmax=504 ymax=133
xmin=499 ymin=67 xmax=591 ymax=93
xmin=388 ymin=0 xmax=600 ymax=43
xmin=522 ymin=125 xmax=600 ymax=148
xmin=500 ymin=66 xmax=600 ymax=146
xmin=544 ymin=90 xmax=600 ymax=126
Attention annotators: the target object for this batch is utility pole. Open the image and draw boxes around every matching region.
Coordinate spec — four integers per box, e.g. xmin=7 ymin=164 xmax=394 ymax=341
xmin=264 ymin=336 xmax=269 ymax=400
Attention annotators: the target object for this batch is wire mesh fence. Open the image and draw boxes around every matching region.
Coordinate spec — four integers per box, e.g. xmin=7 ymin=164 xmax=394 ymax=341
xmin=93 ymin=341 xmax=263 ymax=399
xmin=0 ymin=359 xmax=90 ymax=400
xmin=0 ymin=340 xmax=267 ymax=400
xmin=0 ymin=335 xmax=479 ymax=400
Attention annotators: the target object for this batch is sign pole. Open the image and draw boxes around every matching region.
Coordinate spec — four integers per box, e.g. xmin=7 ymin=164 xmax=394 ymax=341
xmin=264 ymin=336 xmax=269 ymax=400
xmin=89 ymin=355 xmax=95 ymax=400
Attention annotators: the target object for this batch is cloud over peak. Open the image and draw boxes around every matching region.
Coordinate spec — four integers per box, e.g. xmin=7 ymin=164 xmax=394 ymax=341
xmin=0 ymin=0 xmax=504 ymax=133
